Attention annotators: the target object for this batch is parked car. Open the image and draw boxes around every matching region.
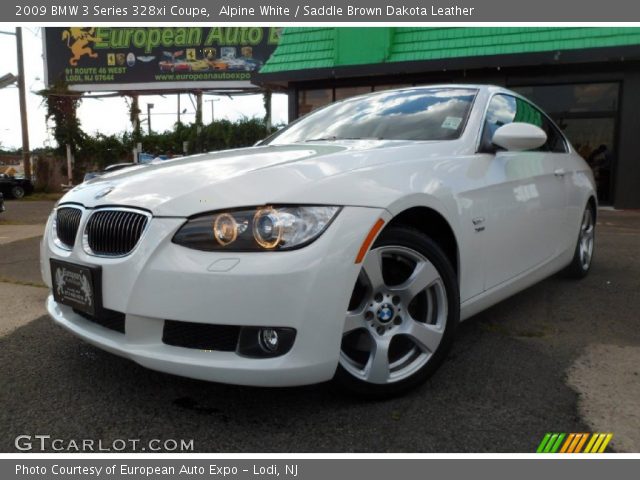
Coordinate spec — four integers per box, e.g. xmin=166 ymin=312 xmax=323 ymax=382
xmin=187 ymin=59 xmax=210 ymax=71
xmin=83 ymin=163 xmax=139 ymax=182
xmin=172 ymin=61 xmax=191 ymax=72
xmin=208 ymin=58 xmax=229 ymax=70
xmin=0 ymin=173 xmax=33 ymax=199
xmin=137 ymin=153 xmax=156 ymax=164
xmin=226 ymin=58 xmax=247 ymax=71
xmin=0 ymin=192 xmax=5 ymax=213
xmin=41 ymin=85 xmax=596 ymax=397
xmin=158 ymin=61 xmax=174 ymax=72
xmin=241 ymin=58 xmax=261 ymax=71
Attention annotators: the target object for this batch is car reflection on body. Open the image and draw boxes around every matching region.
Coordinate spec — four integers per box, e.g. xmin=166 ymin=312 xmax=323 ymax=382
xmin=41 ymin=86 xmax=596 ymax=397
xmin=82 ymin=163 xmax=140 ymax=183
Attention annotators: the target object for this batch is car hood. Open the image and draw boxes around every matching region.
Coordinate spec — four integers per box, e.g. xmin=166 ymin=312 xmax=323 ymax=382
xmin=59 ymin=140 xmax=450 ymax=216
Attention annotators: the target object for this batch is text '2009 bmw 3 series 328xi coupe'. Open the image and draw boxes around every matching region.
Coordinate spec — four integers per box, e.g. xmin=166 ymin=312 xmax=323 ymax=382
xmin=41 ymin=86 xmax=596 ymax=397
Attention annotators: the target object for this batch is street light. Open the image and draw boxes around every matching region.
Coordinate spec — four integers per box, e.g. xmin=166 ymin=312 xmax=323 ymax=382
xmin=146 ymin=103 xmax=154 ymax=134
xmin=206 ymin=98 xmax=220 ymax=123
xmin=0 ymin=73 xmax=17 ymax=89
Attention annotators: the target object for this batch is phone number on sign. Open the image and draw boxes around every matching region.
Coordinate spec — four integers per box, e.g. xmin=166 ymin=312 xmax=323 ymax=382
xmin=15 ymin=5 xmax=210 ymax=18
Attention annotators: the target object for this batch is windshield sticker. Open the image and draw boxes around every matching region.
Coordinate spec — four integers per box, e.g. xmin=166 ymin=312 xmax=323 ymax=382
xmin=442 ymin=116 xmax=462 ymax=130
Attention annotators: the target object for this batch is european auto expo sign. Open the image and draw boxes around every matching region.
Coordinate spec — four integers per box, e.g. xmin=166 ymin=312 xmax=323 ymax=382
xmin=43 ymin=27 xmax=281 ymax=91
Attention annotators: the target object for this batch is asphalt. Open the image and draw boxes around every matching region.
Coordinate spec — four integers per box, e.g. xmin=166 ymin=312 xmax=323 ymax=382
xmin=0 ymin=198 xmax=638 ymax=453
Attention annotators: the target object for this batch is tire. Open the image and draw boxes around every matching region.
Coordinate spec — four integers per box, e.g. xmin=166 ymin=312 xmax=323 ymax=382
xmin=563 ymin=203 xmax=596 ymax=279
xmin=10 ymin=185 xmax=25 ymax=199
xmin=335 ymin=225 xmax=459 ymax=398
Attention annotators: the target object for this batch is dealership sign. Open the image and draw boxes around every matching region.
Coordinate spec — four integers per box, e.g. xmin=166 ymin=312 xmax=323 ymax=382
xmin=43 ymin=27 xmax=281 ymax=91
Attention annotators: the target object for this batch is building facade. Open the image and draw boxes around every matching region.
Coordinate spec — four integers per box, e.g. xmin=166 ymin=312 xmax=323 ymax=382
xmin=255 ymin=27 xmax=640 ymax=208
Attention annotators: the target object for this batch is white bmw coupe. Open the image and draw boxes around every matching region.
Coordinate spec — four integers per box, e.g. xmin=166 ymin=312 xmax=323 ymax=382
xmin=41 ymin=85 xmax=596 ymax=396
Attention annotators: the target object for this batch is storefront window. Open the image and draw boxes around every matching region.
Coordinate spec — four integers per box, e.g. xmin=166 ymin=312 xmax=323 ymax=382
xmin=334 ymin=86 xmax=373 ymax=101
xmin=297 ymin=89 xmax=333 ymax=116
xmin=513 ymin=83 xmax=618 ymax=115
xmin=373 ymin=84 xmax=412 ymax=91
xmin=561 ymin=117 xmax=617 ymax=202
xmin=512 ymin=83 xmax=620 ymax=203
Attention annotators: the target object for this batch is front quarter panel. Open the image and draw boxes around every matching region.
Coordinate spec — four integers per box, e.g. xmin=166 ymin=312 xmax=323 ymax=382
xmin=267 ymin=143 xmax=490 ymax=302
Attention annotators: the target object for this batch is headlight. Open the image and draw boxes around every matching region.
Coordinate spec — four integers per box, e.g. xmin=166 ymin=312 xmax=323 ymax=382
xmin=172 ymin=205 xmax=342 ymax=251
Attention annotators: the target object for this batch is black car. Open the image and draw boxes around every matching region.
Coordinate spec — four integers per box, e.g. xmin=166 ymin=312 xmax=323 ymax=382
xmin=0 ymin=173 xmax=34 ymax=199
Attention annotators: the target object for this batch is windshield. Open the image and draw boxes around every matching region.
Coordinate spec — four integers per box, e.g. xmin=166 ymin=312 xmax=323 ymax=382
xmin=266 ymin=88 xmax=477 ymax=145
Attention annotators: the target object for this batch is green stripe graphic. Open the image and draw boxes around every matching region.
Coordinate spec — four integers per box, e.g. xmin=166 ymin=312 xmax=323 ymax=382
xmin=550 ymin=433 xmax=566 ymax=453
xmin=537 ymin=433 xmax=552 ymax=453
xmin=544 ymin=434 xmax=558 ymax=453
xmin=537 ymin=433 xmax=567 ymax=453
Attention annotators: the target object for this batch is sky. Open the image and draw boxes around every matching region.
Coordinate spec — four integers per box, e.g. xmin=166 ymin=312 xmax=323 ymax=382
xmin=0 ymin=27 xmax=288 ymax=150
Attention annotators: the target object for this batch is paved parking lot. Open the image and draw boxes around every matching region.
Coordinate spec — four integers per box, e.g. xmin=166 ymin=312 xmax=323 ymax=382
xmin=1 ymin=199 xmax=639 ymax=453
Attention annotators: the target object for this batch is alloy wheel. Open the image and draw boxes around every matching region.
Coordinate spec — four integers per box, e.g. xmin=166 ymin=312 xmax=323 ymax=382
xmin=579 ymin=208 xmax=595 ymax=270
xmin=340 ymin=245 xmax=448 ymax=385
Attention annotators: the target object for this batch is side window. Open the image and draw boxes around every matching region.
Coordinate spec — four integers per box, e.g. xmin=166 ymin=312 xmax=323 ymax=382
xmin=538 ymin=115 xmax=567 ymax=153
xmin=482 ymin=94 xmax=567 ymax=153
xmin=481 ymin=94 xmax=517 ymax=149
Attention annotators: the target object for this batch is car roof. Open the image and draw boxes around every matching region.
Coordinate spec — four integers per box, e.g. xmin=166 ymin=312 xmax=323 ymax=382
xmin=376 ymin=84 xmax=507 ymax=94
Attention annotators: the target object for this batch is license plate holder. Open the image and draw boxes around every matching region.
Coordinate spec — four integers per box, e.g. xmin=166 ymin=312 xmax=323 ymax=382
xmin=51 ymin=259 xmax=103 ymax=317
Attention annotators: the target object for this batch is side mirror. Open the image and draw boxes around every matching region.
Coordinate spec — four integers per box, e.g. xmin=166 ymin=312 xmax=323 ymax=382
xmin=492 ymin=122 xmax=547 ymax=152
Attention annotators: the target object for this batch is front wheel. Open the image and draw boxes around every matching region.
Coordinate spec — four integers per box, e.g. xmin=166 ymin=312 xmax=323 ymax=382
xmin=10 ymin=185 xmax=25 ymax=199
xmin=335 ymin=226 xmax=459 ymax=398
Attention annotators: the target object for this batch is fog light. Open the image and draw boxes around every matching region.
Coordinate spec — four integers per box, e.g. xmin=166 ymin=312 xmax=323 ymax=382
xmin=259 ymin=328 xmax=279 ymax=352
xmin=237 ymin=326 xmax=296 ymax=358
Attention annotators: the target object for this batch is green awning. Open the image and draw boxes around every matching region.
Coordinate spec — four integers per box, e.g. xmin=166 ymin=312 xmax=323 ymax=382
xmin=261 ymin=27 xmax=640 ymax=74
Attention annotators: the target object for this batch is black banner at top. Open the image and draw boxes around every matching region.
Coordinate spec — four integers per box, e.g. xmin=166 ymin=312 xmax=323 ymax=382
xmin=6 ymin=0 xmax=640 ymax=22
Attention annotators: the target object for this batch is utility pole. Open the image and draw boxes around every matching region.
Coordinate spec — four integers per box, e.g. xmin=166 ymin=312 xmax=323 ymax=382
xmin=195 ymin=92 xmax=203 ymax=153
xmin=15 ymin=28 xmax=31 ymax=179
xmin=146 ymin=103 xmax=154 ymax=134
xmin=195 ymin=91 xmax=203 ymax=128
xmin=130 ymin=94 xmax=141 ymax=162
xmin=177 ymin=93 xmax=181 ymax=124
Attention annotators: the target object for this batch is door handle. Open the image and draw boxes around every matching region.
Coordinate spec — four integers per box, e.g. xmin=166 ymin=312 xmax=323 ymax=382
xmin=554 ymin=169 xmax=566 ymax=178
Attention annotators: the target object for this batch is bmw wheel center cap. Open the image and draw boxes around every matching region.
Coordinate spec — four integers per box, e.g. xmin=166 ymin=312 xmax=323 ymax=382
xmin=377 ymin=303 xmax=395 ymax=323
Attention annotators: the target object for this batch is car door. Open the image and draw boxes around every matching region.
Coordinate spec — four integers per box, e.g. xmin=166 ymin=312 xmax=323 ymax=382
xmin=479 ymin=94 xmax=568 ymax=290
xmin=0 ymin=174 xmax=9 ymax=194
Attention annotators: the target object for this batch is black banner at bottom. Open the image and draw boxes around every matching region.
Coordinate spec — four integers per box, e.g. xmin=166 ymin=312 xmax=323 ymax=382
xmin=3 ymin=458 xmax=639 ymax=480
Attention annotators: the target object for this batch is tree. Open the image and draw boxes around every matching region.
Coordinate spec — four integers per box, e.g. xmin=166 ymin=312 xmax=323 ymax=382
xmin=39 ymin=81 xmax=84 ymax=156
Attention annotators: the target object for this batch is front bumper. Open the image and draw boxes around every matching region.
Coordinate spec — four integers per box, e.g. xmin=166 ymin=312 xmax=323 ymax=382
xmin=42 ymin=205 xmax=386 ymax=386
